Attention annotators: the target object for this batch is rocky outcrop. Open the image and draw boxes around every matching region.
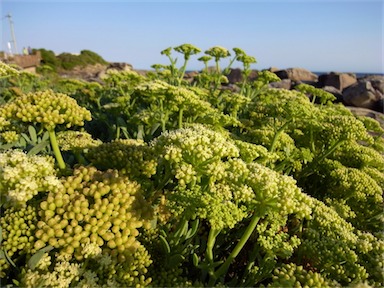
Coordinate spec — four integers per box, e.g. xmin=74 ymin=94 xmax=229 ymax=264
xmin=107 ymin=62 xmax=133 ymax=71
xmin=59 ymin=63 xmax=107 ymax=80
xmin=226 ymin=68 xmax=258 ymax=84
xmin=318 ymin=72 xmax=357 ymax=91
xmin=275 ymin=68 xmax=318 ymax=83
xmin=342 ymin=79 xmax=383 ymax=111
xmin=268 ymin=79 xmax=292 ymax=90
xmin=60 ymin=62 xmax=134 ymax=81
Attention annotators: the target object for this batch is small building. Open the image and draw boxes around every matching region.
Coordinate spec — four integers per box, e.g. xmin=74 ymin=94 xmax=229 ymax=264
xmin=0 ymin=51 xmax=41 ymax=73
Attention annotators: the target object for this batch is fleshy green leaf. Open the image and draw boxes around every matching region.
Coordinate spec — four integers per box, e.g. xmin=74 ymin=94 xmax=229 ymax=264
xmin=28 ymin=245 xmax=54 ymax=270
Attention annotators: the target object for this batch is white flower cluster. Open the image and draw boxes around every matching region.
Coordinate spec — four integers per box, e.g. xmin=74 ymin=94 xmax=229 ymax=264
xmin=22 ymin=260 xmax=82 ymax=288
xmin=0 ymin=150 xmax=63 ymax=206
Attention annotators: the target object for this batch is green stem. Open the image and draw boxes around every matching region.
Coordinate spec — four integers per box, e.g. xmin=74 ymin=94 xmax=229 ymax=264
xmin=178 ymin=108 xmax=184 ymax=129
xmin=316 ymin=139 xmax=344 ymax=164
xmin=48 ymin=129 xmax=66 ymax=170
xmin=269 ymin=121 xmax=291 ymax=153
xmin=215 ymin=59 xmax=220 ymax=74
xmin=211 ymin=213 xmax=261 ymax=283
xmin=159 ymin=99 xmax=166 ymax=132
xmin=206 ymin=228 xmax=221 ymax=264
xmin=178 ymin=58 xmax=189 ymax=86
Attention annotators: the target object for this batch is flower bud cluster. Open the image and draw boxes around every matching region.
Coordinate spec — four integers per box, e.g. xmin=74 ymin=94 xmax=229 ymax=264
xmin=255 ymin=71 xmax=280 ymax=85
xmin=296 ymin=83 xmax=336 ymax=104
xmin=321 ymin=115 xmax=373 ymax=145
xmin=153 ymin=125 xmax=312 ymax=230
xmin=0 ymin=89 xmax=92 ymax=130
xmin=268 ymin=263 xmax=335 ymax=288
xmin=246 ymin=162 xmax=312 ymax=219
xmin=35 ymin=166 xmax=153 ymax=262
xmin=88 ymin=139 xmax=157 ymax=178
xmin=0 ymin=130 xmax=19 ymax=143
xmin=56 ymin=131 xmax=102 ymax=151
xmin=150 ymin=266 xmax=196 ymax=287
xmin=0 ymin=116 xmax=10 ymax=131
xmin=174 ymin=44 xmax=201 ymax=60
xmin=0 ymin=150 xmax=62 ymax=206
xmin=333 ymin=142 xmax=384 ymax=170
xmin=325 ymin=162 xmax=383 ymax=230
xmin=0 ymin=61 xmax=19 ymax=77
xmin=134 ymin=80 xmax=238 ymax=128
xmin=0 ymin=258 xmax=10 ymax=278
xmin=205 ymin=46 xmax=231 ymax=60
xmin=256 ymin=212 xmax=302 ymax=259
xmin=0 ymin=205 xmax=37 ymax=257
xmin=299 ymin=198 xmax=372 ymax=284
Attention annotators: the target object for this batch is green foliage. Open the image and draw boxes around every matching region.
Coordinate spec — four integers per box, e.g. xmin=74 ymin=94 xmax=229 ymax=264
xmin=36 ymin=48 xmax=107 ymax=72
xmin=0 ymin=48 xmax=382 ymax=287
xmin=36 ymin=49 xmax=60 ymax=71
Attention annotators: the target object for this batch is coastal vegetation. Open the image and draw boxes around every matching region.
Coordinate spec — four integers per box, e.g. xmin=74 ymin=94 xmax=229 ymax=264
xmin=0 ymin=44 xmax=383 ymax=287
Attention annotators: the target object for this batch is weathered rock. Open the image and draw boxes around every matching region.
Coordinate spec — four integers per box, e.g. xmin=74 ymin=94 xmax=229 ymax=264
xmin=107 ymin=62 xmax=133 ymax=71
xmin=184 ymin=71 xmax=199 ymax=84
xmin=359 ymin=75 xmax=384 ymax=94
xmin=322 ymin=86 xmax=343 ymax=102
xmin=227 ymin=68 xmax=243 ymax=84
xmin=60 ymin=63 xmax=107 ymax=80
xmin=318 ymin=72 xmax=357 ymax=91
xmin=343 ymin=81 xmax=383 ymax=111
xmin=268 ymin=79 xmax=292 ymax=90
xmin=267 ymin=67 xmax=280 ymax=73
xmin=226 ymin=68 xmax=258 ymax=84
xmin=275 ymin=68 xmax=318 ymax=83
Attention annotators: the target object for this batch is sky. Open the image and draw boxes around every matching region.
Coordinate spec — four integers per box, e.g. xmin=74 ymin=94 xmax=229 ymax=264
xmin=1 ymin=0 xmax=383 ymax=73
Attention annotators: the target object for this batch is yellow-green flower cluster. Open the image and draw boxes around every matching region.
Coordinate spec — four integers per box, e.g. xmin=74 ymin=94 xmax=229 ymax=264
xmin=320 ymin=115 xmax=373 ymax=144
xmin=0 ymin=130 xmax=19 ymax=143
xmin=152 ymin=125 xmax=312 ymax=230
xmin=0 ymin=205 xmax=37 ymax=258
xmin=133 ymin=80 xmax=239 ymax=132
xmin=256 ymin=212 xmax=302 ymax=259
xmin=316 ymin=158 xmax=383 ymax=232
xmin=35 ymin=166 xmax=152 ymax=258
xmin=296 ymin=83 xmax=336 ymax=104
xmin=0 ymin=90 xmax=92 ymax=130
xmin=0 ymin=61 xmax=19 ymax=77
xmin=57 ymin=131 xmax=102 ymax=151
xmin=268 ymin=263 xmax=336 ymax=288
xmin=174 ymin=44 xmax=201 ymax=60
xmin=87 ymin=139 xmax=157 ymax=178
xmin=205 ymin=46 xmax=231 ymax=60
xmin=0 ymin=150 xmax=62 ymax=206
xmin=253 ymin=71 xmax=281 ymax=89
xmin=299 ymin=198 xmax=371 ymax=284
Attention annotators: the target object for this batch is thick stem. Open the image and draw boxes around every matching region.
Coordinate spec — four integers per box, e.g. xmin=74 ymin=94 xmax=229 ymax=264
xmin=212 ymin=213 xmax=261 ymax=282
xmin=48 ymin=129 xmax=66 ymax=170
xmin=206 ymin=228 xmax=221 ymax=264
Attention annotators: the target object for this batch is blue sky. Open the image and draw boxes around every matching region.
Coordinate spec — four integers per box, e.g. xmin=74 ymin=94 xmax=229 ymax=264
xmin=1 ymin=0 xmax=383 ymax=73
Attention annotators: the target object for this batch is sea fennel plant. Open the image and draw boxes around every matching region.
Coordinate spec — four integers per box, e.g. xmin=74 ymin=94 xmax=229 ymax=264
xmin=0 ymin=46 xmax=383 ymax=287
xmin=148 ymin=124 xmax=312 ymax=285
xmin=0 ymin=90 xmax=92 ymax=170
